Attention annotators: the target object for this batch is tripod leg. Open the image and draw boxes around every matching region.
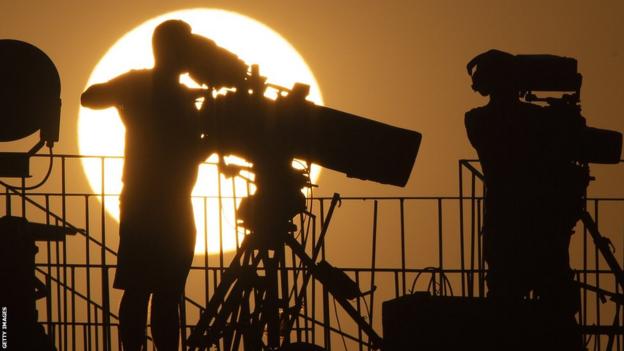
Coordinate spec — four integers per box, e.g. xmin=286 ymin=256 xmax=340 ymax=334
xmin=284 ymin=236 xmax=383 ymax=349
xmin=281 ymin=194 xmax=341 ymax=334
xmin=278 ymin=243 xmax=292 ymax=343
xmin=188 ymin=240 xmax=260 ymax=350
xmin=263 ymin=250 xmax=281 ymax=349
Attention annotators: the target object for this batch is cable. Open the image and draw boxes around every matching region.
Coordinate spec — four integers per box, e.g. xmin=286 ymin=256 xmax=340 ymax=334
xmin=361 ymin=295 xmax=372 ymax=323
xmin=287 ymin=166 xmax=315 ymax=303
xmin=409 ymin=267 xmax=454 ymax=296
xmin=333 ymin=297 xmax=349 ymax=351
xmin=0 ymin=146 xmax=54 ymax=191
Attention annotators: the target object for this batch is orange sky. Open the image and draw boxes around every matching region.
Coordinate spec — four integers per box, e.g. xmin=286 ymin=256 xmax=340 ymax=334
xmin=1 ymin=0 xmax=623 ymax=197
xmin=2 ymin=3 xmax=623 ymax=344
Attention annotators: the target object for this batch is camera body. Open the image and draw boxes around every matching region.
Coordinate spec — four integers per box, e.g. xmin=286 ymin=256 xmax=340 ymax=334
xmin=468 ymin=50 xmax=622 ymax=165
xmin=199 ymin=73 xmax=421 ymax=187
xmin=186 ymin=35 xmax=421 ymax=187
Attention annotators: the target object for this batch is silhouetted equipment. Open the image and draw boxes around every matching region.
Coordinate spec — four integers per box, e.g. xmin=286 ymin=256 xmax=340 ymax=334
xmin=0 ymin=216 xmax=76 ymax=351
xmin=0 ymin=40 xmax=68 ymax=350
xmin=187 ymin=40 xmax=421 ymax=187
xmin=382 ymin=293 xmax=584 ymax=351
xmin=0 ymin=39 xmax=61 ymax=177
xmin=187 ymin=34 xmax=248 ymax=90
xmin=467 ymin=49 xmax=622 ymax=165
xmin=466 ymin=50 xmax=623 ymax=350
xmin=186 ymin=36 xmax=419 ymax=350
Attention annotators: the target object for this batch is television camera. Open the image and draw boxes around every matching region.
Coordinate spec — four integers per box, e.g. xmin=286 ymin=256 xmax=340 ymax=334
xmin=186 ymin=33 xmax=421 ymax=189
xmin=465 ymin=50 xmax=624 ymax=349
xmin=184 ymin=34 xmax=421 ymax=350
xmin=467 ymin=49 xmax=621 ymax=165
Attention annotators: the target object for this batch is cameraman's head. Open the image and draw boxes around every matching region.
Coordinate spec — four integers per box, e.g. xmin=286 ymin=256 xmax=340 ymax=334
xmin=152 ymin=20 xmax=192 ymax=74
xmin=467 ymin=49 xmax=519 ymax=102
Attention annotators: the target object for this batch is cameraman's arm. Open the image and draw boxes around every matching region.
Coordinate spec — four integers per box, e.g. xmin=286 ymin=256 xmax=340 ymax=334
xmin=81 ymin=82 xmax=119 ymax=109
xmin=81 ymin=72 xmax=131 ymax=109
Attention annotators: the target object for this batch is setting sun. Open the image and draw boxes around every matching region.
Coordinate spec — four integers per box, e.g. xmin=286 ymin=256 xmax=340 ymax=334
xmin=78 ymin=8 xmax=323 ymax=255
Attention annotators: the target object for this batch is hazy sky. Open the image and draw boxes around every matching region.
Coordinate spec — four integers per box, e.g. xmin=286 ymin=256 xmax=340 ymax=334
xmin=2 ymin=3 xmax=622 ymax=345
xmin=2 ymin=0 xmax=624 ymax=197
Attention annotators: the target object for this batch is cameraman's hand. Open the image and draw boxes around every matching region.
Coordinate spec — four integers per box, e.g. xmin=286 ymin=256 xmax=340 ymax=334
xmin=218 ymin=159 xmax=242 ymax=179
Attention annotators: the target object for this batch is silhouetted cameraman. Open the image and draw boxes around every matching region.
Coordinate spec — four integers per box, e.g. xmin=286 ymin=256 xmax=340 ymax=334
xmin=465 ymin=50 xmax=585 ymax=350
xmin=81 ymin=20 xmax=210 ymax=351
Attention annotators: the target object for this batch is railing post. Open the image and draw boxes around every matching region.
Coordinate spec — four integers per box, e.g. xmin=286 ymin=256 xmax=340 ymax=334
xmin=437 ymin=198 xmax=444 ymax=295
xmin=100 ymin=157 xmax=111 ymax=351
xmin=399 ymin=198 xmax=406 ymax=296
xmin=459 ymin=160 xmax=466 ymax=297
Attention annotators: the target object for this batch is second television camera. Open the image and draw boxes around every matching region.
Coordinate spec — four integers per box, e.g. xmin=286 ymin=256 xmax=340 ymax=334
xmin=467 ymin=49 xmax=622 ymax=165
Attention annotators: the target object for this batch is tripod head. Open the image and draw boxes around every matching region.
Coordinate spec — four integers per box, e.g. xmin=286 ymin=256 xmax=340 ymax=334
xmin=222 ymin=154 xmax=311 ymax=248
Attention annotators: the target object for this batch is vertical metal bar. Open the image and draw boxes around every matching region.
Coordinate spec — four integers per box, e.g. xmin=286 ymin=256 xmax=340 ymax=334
xmin=63 ymin=238 xmax=69 ymax=350
xmin=319 ymin=199 xmax=331 ymax=351
xmin=83 ymin=323 xmax=88 ymax=351
xmin=459 ymin=161 xmax=466 ymax=297
xmin=204 ymin=197 xmax=210 ymax=307
xmin=100 ymin=157 xmax=111 ymax=351
xmin=355 ymin=271 xmax=363 ymax=351
xmin=85 ymin=196 xmax=92 ymax=350
xmin=469 ymin=172 xmax=476 ymax=297
xmin=369 ymin=200 xmax=378 ymax=344
xmin=582 ymin=198 xmax=588 ymax=328
xmin=117 ymin=325 xmax=122 ymax=351
xmin=46 ymin=269 xmax=54 ymax=347
xmin=477 ymin=198 xmax=484 ymax=297
xmin=594 ymin=200 xmax=601 ymax=350
xmin=438 ymin=199 xmax=444 ymax=295
xmin=94 ymin=301 xmax=99 ymax=351
xmin=71 ymin=266 xmax=76 ymax=351
xmin=56 ymin=235 xmax=62 ymax=349
xmin=319 ymin=199 xmax=325 ymax=261
xmin=291 ymin=221 xmax=301 ymax=342
xmin=61 ymin=156 xmax=68 ymax=351
xmin=276 ymin=244 xmax=290 ymax=344
xmin=399 ymin=199 xmax=406 ymax=296
xmin=310 ymin=205 xmax=317 ymax=345
xmin=232 ymin=177 xmax=239 ymax=250
xmin=45 ymin=194 xmax=54 ymax=345
xmin=218 ymin=171 xmax=224 ymax=271
xmin=213 ymin=267 xmax=219 ymax=307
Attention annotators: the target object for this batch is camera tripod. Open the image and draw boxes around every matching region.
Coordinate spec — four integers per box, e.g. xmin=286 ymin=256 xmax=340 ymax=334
xmin=186 ymin=162 xmax=383 ymax=351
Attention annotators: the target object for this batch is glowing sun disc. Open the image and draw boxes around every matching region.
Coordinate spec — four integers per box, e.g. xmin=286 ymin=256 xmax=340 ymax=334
xmin=78 ymin=8 xmax=323 ymax=255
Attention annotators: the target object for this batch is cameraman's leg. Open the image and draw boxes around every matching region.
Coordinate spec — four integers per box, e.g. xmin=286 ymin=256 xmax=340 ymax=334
xmin=150 ymin=289 xmax=181 ymax=351
xmin=534 ymin=234 xmax=583 ymax=351
xmin=119 ymin=289 xmax=150 ymax=351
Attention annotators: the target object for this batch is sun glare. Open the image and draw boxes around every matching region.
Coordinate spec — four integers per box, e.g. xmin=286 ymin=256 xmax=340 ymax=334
xmin=78 ymin=9 xmax=323 ymax=255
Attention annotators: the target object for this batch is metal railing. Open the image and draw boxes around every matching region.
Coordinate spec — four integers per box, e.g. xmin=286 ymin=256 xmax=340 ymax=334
xmin=459 ymin=159 xmax=624 ymax=350
xmin=1 ymin=154 xmax=622 ymax=350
